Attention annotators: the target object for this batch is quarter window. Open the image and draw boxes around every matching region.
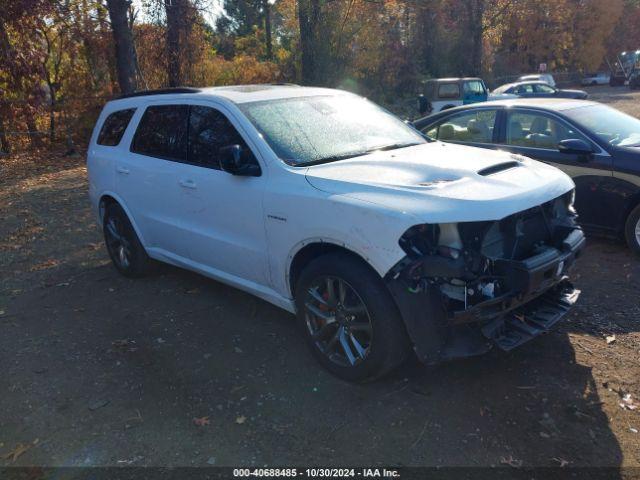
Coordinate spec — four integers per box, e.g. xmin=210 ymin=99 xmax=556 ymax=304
xmin=97 ymin=108 xmax=136 ymax=146
xmin=505 ymin=111 xmax=589 ymax=149
xmin=188 ymin=106 xmax=252 ymax=169
xmin=131 ymin=105 xmax=189 ymax=161
xmin=423 ymin=110 xmax=497 ymax=144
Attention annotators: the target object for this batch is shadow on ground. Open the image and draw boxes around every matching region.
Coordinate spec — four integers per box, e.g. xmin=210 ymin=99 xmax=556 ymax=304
xmin=1 ymin=161 xmax=636 ymax=473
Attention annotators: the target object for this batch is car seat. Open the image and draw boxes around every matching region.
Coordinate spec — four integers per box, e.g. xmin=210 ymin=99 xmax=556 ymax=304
xmin=526 ymin=116 xmax=555 ymax=148
xmin=467 ymin=118 xmax=490 ymax=142
xmin=508 ymin=120 xmax=526 ymax=145
xmin=439 ymin=124 xmax=455 ymax=140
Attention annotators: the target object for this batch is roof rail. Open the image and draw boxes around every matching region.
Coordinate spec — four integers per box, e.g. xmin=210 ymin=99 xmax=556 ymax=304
xmin=118 ymin=87 xmax=202 ymax=99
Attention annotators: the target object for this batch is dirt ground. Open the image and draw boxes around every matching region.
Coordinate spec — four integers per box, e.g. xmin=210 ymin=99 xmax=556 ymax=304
xmin=1 ymin=86 xmax=639 ymax=474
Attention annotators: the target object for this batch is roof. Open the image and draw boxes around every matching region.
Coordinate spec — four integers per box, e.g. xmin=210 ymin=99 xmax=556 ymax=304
xmin=494 ymin=80 xmax=551 ymax=91
xmin=426 ymin=77 xmax=482 ymax=83
xmin=415 ymin=99 xmax=599 ymax=124
xmin=480 ymin=98 xmax=598 ymax=111
xmin=110 ymin=84 xmax=349 ymax=106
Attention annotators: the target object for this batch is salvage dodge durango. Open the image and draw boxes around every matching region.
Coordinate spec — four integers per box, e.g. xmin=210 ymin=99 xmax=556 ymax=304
xmin=88 ymin=85 xmax=585 ymax=382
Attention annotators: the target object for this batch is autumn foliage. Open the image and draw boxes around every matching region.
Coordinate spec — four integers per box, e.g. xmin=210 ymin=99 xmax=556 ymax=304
xmin=1 ymin=0 xmax=640 ymax=153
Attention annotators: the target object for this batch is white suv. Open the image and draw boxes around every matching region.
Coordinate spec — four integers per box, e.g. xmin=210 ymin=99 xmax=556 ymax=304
xmin=88 ymin=85 xmax=585 ymax=382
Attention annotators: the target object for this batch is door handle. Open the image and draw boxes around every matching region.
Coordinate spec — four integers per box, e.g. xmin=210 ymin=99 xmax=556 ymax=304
xmin=179 ymin=179 xmax=197 ymax=189
xmin=116 ymin=166 xmax=130 ymax=175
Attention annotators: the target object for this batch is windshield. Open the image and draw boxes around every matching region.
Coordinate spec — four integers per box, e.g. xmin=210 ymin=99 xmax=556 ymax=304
xmin=239 ymin=95 xmax=427 ymax=166
xmin=564 ymin=104 xmax=640 ymax=147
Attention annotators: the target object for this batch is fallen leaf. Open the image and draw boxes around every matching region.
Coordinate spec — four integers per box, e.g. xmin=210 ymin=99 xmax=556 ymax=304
xmin=236 ymin=415 xmax=247 ymax=424
xmin=552 ymin=457 xmax=570 ymax=467
xmin=620 ymin=393 xmax=637 ymax=411
xmin=193 ymin=416 xmax=210 ymax=426
xmin=499 ymin=455 xmax=522 ymax=468
xmin=3 ymin=442 xmax=32 ymax=462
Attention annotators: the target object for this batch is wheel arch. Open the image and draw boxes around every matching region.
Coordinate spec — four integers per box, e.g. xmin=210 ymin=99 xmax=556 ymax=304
xmin=623 ymin=191 xmax=640 ymax=228
xmin=287 ymin=240 xmax=383 ymax=298
xmin=98 ymin=192 xmax=148 ymax=247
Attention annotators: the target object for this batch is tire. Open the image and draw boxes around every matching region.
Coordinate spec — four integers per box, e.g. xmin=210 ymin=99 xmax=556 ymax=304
xmin=624 ymin=204 xmax=640 ymax=256
xmin=294 ymin=252 xmax=410 ymax=382
xmin=103 ymin=202 xmax=153 ymax=277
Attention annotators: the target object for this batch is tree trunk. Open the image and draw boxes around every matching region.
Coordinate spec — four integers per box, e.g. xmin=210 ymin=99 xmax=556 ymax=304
xmin=298 ymin=0 xmax=322 ymax=85
xmin=25 ymin=111 xmax=42 ymax=148
xmin=0 ymin=117 xmax=10 ymax=154
xmin=264 ymin=0 xmax=273 ymax=60
xmin=106 ymin=0 xmax=138 ymax=94
xmin=165 ymin=0 xmax=189 ymax=87
xmin=468 ymin=0 xmax=485 ymax=76
xmin=48 ymin=88 xmax=56 ymax=143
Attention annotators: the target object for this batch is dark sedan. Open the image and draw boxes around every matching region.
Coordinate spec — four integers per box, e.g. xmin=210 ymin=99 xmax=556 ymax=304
xmin=493 ymin=81 xmax=588 ymax=99
xmin=413 ymin=99 xmax=640 ymax=254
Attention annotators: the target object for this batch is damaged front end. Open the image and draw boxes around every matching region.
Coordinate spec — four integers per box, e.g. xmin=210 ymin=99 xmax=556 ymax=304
xmin=385 ymin=190 xmax=585 ymax=364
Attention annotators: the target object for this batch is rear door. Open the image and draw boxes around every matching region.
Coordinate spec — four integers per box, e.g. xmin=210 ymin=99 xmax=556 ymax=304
xmin=498 ymin=108 xmax=615 ymax=229
xmin=117 ymin=103 xmax=193 ymax=258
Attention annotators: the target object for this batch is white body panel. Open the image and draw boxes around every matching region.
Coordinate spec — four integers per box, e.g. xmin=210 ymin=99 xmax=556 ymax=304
xmin=431 ymin=99 xmax=463 ymax=112
xmin=581 ymin=74 xmax=610 ymax=86
xmin=87 ymin=86 xmax=575 ymax=314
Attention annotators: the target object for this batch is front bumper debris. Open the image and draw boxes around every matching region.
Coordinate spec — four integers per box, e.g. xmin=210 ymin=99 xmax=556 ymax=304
xmin=385 ymin=195 xmax=586 ymax=364
xmin=481 ymin=281 xmax=580 ymax=351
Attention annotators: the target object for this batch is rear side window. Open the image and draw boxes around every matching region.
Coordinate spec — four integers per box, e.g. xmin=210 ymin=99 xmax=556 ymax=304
xmin=188 ymin=106 xmax=251 ymax=169
xmin=97 ymin=108 xmax=135 ymax=146
xmin=131 ymin=105 xmax=189 ymax=161
xmin=438 ymin=83 xmax=460 ymax=99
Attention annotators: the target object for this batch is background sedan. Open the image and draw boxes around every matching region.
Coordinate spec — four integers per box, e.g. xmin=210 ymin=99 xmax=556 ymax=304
xmin=493 ymin=81 xmax=588 ymax=99
xmin=413 ymin=99 xmax=640 ymax=254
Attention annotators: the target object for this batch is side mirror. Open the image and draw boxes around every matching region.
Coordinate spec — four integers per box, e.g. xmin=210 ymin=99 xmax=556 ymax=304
xmin=558 ymin=139 xmax=594 ymax=158
xmin=417 ymin=95 xmax=432 ymax=116
xmin=219 ymin=144 xmax=261 ymax=177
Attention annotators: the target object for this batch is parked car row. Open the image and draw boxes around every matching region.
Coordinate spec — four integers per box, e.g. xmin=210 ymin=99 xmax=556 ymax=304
xmin=418 ymin=74 xmax=590 ymax=116
xmin=89 ymin=85 xmax=589 ymax=382
xmin=413 ymin=98 xmax=640 ymax=255
xmin=492 ymin=81 xmax=588 ymax=100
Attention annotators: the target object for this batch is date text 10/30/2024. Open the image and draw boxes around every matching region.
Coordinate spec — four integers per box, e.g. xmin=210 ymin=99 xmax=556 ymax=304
xmin=233 ymin=468 xmax=401 ymax=478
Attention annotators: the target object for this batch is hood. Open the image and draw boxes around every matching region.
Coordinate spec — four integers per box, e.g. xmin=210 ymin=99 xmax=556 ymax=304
xmin=305 ymin=142 xmax=574 ymax=224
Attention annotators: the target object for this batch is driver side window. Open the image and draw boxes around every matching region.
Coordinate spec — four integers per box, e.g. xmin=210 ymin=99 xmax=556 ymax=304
xmin=515 ymin=84 xmax=534 ymax=94
xmin=505 ymin=111 xmax=589 ymax=149
xmin=534 ymin=84 xmax=555 ymax=94
xmin=188 ymin=106 xmax=255 ymax=169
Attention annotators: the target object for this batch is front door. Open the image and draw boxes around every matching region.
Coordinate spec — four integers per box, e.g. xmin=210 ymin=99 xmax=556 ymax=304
xmin=463 ymin=80 xmax=488 ymax=104
xmin=499 ymin=109 xmax=615 ymax=230
xmin=179 ymin=103 xmax=270 ymax=287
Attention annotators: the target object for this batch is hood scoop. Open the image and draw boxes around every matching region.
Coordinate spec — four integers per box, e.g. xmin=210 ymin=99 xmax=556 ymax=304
xmin=478 ymin=161 xmax=521 ymax=177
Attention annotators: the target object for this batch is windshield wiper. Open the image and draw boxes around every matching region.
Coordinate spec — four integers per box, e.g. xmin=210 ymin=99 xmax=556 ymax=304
xmin=296 ymin=151 xmax=373 ymax=167
xmin=297 ymin=142 xmax=424 ymax=167
xmin=373 ymin=142 xmax=424 ymax=152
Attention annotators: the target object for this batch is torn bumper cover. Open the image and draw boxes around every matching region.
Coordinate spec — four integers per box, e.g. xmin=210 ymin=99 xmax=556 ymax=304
xmin=385 ymin=192 xmax=585 ymax=364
